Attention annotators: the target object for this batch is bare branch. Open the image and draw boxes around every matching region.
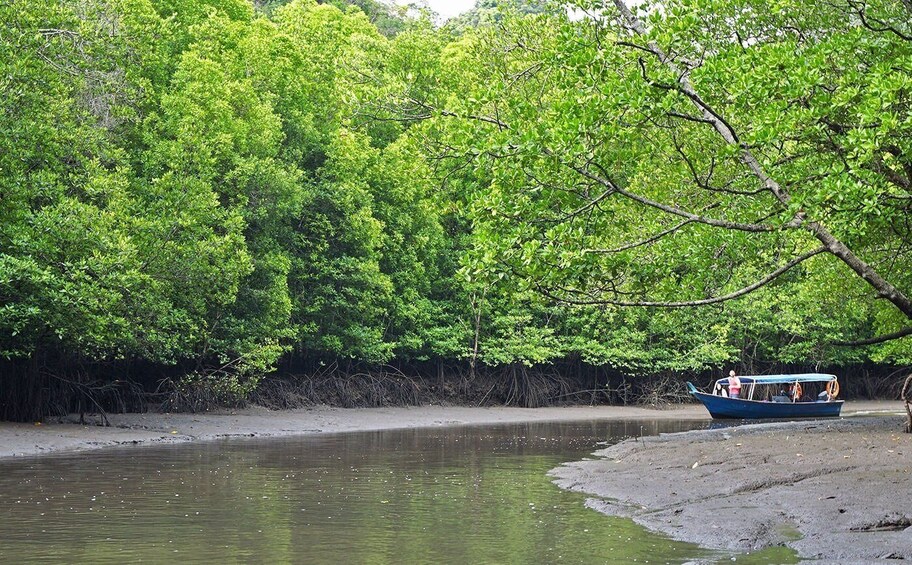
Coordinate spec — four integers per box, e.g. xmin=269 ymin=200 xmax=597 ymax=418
xmin=536 ymin=246 xmax=829 ymax=307
xmin=547 ymin=186 xmax=617 ymax=224
xmin=870 ymin=152 xmax=912 ymax=193
xmin=566 ymin=158 xmax=782 ymax=232
xmin=834 ymin=326 xmax=912 ymax=346
xmin=407 ymin=97 xmax=510 ymax=130
xmin=584 ymin=219 xmax=694 ymax=253
xmin=673 ymin=137 xmax=767 ymax=196
xmin=666 ymin=111 xmax=715 ymax=125
xmin=846 ymin=0 xmax=912 ymax=41
xmin=38 ymin=28 xmax=81 ymax=38
xmin=537 ymin=246 xmax=828 ymax=308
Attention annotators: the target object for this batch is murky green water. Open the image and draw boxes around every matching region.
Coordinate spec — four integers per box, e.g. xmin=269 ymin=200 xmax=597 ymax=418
xmin=0 ymin=419 xmax=798 ymax=564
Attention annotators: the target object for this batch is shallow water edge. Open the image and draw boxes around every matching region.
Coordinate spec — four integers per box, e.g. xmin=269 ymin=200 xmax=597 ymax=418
xmin=1 ymin=401 xmax=902 ymax=461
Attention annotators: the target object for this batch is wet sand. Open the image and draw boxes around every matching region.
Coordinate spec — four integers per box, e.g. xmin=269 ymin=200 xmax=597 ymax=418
xmin=551 ymin=401 xmax=911 ymax=564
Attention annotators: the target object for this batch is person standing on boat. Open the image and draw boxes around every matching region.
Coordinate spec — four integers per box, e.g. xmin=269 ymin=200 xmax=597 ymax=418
xmin=727 ymin=370 xmax=742 ymax=399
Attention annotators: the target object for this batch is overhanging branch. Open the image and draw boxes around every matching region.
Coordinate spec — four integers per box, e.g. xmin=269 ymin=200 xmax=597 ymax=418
xmin=584 ymin=219 xmax=694 ymax=253
xmin=565 ymin=159 xmax=781 ymax=232
xmin=536 ymin=246 xmax=828 ymax=307
xmin=612 ymin=0 xmax=912 ymax=320
xmin=834 ymin=326 xmax=912 ymax=346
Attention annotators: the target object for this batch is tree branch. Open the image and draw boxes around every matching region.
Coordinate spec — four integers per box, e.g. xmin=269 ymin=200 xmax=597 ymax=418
xmin=834 ymin=326 xmax=912 ymax=346
xmin=846 ymin=0 xmax=912 ymax=42
xmin=666 ymin=110 xmax=715 ymax=125
xmin=672 ymin=136 xmax=766 ymax=196
xmin=584 ymin=219 xmax=695 ymax=253
xmin=566 ymin=158 xmax=782 ymax=232
xmin=407 ymin=97 xmax=510 ymax=130
xmin=612 ymin=0 xmax=912 ymax=320
xmin=536 ymin=246 xmax=828 ymax=307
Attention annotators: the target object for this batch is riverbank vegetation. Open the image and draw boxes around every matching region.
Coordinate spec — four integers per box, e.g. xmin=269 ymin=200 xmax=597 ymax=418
xmin=1 ymin=0 xmax=910 ymax=421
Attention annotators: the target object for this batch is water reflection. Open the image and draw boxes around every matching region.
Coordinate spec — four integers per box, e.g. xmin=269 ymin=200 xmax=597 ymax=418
xmin=0 ymin=418 xmax=795 ymax=564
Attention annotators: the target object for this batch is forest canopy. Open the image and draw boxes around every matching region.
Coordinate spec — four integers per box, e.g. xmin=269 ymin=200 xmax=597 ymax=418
xmin=1 ymin=0 xmax=910 ymax=420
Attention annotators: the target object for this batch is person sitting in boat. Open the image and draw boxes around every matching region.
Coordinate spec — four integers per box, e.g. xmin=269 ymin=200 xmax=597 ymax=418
xmin=789 ymin=383 xmax=809 ymax=402
xmin=714 ymin=381 xmax=727 ymax=397
xmin=727 ymin=370 xmax=741 ymax=399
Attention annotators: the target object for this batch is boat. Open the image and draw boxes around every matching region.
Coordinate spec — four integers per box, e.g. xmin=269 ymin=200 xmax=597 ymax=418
xmin=686 ymin=373 xmax=843 ymax=419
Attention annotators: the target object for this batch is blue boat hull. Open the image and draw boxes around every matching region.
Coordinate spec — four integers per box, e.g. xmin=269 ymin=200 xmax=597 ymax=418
xmin=689 ymin=389 xmax=843 ymax=419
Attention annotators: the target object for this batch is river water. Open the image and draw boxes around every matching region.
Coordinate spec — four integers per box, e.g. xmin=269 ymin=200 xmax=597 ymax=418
xmin=0 ymin=419 xmax=798 ymax=564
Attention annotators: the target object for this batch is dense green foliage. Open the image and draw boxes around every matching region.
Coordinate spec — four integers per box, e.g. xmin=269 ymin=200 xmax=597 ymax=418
xmin=445 ymin=0 xmax=550 ymax=31
xmin=413 ymin=0 xmax=912 ymax=368
xmin=1 ymin=0 xmax=909 ymax=418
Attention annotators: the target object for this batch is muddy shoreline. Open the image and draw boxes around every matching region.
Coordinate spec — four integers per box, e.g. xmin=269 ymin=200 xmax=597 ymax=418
xmin=2 ymin=401 xmax=907 ymax=563
xmin=0 ymin=403 xmax=710 ymax=460
xmin=551 ymin=401 xmax=911 ymax=564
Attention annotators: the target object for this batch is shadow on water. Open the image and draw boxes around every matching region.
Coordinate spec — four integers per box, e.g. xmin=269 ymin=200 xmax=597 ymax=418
xmin=0 ymin=418 xmax=798 ymax=564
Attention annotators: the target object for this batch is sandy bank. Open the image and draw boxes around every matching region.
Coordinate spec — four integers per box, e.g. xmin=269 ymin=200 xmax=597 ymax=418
xmin=0 ymin=403 xmax=710 ymax=460
xmin=551 ymin=401 xmax=911 ymax=564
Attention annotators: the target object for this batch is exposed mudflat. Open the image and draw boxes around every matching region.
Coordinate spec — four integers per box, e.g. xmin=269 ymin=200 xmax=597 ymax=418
xmin=0 ymin=403 xmax=705 ymax=459
xmin=551 ymin=401 xmax=911 ymax=564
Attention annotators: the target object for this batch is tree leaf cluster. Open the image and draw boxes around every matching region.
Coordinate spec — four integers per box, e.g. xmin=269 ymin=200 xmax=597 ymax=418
xmin=3 ymin=0 xmax=910 ymax=416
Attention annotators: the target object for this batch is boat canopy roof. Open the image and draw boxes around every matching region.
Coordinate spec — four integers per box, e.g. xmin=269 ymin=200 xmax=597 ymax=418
xmin=716 ymin=373 xmax=837 ymax=385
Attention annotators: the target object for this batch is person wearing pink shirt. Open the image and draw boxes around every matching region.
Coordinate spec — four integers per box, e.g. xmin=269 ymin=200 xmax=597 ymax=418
xmin=727 ymin=370 xmax=741 ymax=399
